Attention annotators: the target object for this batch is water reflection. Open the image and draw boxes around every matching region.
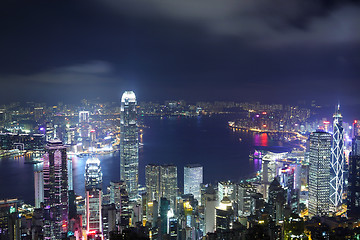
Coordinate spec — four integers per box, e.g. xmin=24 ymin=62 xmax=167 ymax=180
xmin=253 ymin=133 xmax=268 ymax=147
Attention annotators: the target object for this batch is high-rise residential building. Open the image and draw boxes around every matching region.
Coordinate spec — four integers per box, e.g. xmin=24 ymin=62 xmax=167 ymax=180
xmin=120 ymin=91 xmax=139 ymax=200
xmin=85 ymin=158 xmax=103 ymax=238
xmin=43 ymin=140 xmax=68 ymax=239
xmin=145 ymin=164 xmax=178 ymax=210
xmin=308 ymin=130 xmax=332 ymax=217
xmin=348 ymin=137 xmax=360 ymax=218
xmin=330 ymin=105 xmax=345 ymax=210
xmin=34 ymin=170 xmax=44 ymax=209
xmin=184 ymin=164 xmax=203 ymax=203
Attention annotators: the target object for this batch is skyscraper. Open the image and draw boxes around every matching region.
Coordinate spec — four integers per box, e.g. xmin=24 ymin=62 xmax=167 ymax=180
xmin=79 ymin=111 xmax=90 ymax=123
xmin=85 ymin=157 xmax=103 ymax=189
xmin=160 ymin=165 xmax=178 ymax=210
xmin=145 ymin=164 xmax=160 ymax=203
xmin=308 ymin=130 xmax=332 ymax=217
xmin=348 ymin=136 xmax=360 ymax=218
xmin=34 ymin=170 xmax=44 ymax=209
xmin=109 ymin=181 xmax=130 ymax=227
xmin=120 ymin=91 xmax=139 ymax=200
xmin=215 ymin=196 xmax=233 ymax=231
xmin=68 ymin=158 xmax=73 ymax=191
xmin=85 ymin=157 xmax=103 ymax=238
xmin=43 ymin=140 xmax=68 ymax=239
xmin=330 ymin=105 xmax=345 ymax=210
xmin=184 ymin=164 xmax=203 ymax=203
xmin=204 ymin=185 xmax=217 ymax=234
xmin=145 ymin=164 xmax=178 ymax=210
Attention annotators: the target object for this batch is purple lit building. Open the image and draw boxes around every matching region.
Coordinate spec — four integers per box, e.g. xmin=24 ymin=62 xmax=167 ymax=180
xmin=43 ymin=140 xmax=68 ymax=239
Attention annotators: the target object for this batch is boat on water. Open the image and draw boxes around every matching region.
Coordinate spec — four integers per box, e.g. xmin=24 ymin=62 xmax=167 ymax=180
xmin=24 ymin=160 xmax=42 ymax=164
xmin=24 ymin=157 xmax=43 ymax=164
xmin=77 ymin=153 xmax=90 ymax=158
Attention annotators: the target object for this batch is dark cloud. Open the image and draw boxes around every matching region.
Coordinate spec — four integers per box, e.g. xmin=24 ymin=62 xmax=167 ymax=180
xmin=0 ymin=61 xmax=115 ymax=85
xmin=0 ymin=0 xmax=359 ymax=104
xmin=98 ymin=0 xmax=360 ymax=46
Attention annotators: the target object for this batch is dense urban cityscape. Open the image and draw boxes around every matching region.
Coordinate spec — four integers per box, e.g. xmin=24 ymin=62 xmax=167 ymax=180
xmin=1 ymin=0 xmax=360 ymax=239
xmin=0 ymin=92 xmax=360 ymax=239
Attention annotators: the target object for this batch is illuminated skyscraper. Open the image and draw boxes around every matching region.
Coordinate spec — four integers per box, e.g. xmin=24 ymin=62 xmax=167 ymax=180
xmin=184 ymin=164 xmax=203 ymax=203
xmin=79 ymin=111 xmax=90 ymax=123
xmin=68 ymin=158 xmax=73 ymax=191
xmin=109 ymin=181 xmax=130 ymax=227
xmin=145 ymin=164 xmax=178 ymax=209
xmin=215 ymin=196 xmax=234 ymax=231
xmin=34 ymin=170 xmax=44 ymax=209
xmin=34 ymin=107 xmax=44 ymax=122
xmin=120 ymin=91 xmax=139 ymax=200
xmin=43 ymin=140 xmax=68 ymax=239
xmin=308 ymin=130 xmax=331 ymax=217
xmin=204 ymin=186 xmax=217 ymax=234
xmin=145 ymin=164 xmax=160 ymax=202
xmin=85 ymin=157 xmax=103 ymax=189
xmin=79 ymin=111 xmax=90 ymax=139
xmin=330 ymin=105 xmax=345 ymax=210
xmin=85 ymin=157 xmax=103 ymax=239
xmin=160 ymin=165 xmax=178 ymax=210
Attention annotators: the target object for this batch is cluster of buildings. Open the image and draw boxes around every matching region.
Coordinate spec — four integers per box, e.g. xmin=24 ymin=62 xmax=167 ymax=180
xmin=1 ymin=93 xmax=360 ymax=239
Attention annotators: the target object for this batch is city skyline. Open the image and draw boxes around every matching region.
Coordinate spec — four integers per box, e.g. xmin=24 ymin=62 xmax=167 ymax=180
xmin=1 ymin=91 xmax=360 ymax=239
xmin=1 ymin=0 xmax=360 ymax=238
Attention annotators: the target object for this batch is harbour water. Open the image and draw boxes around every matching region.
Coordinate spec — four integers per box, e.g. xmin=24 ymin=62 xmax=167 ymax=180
xmin=0 ymin=114 xmax=282 ymax=205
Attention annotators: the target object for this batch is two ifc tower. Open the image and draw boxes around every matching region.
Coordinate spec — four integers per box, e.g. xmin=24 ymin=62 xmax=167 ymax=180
xmin=120 ymin=91 xmax=139 ymax=200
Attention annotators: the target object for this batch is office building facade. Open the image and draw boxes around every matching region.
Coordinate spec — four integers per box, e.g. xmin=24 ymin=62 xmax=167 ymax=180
xmin=330 ymin=105 xmax=345 ymax=209
xmin=43 ymin=140 xmax=68 ymax=239
xmin=184 ymin=164 xmax=203 ymax=203
xmin=34 ymin=170 xmax=44 ymax=209
xmin=120 ymin=91 xmax=139 ymax=200
xmin=308 ymin=131 xmax=331 ymax=217
xmin=85 ymin=158 xmax=103 ymax=237
xmin=145 ymin=164 xmax=178 ymax=210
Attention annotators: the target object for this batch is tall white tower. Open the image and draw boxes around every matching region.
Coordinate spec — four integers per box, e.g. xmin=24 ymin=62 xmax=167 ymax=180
xmin=330 ymin=104 xmax=345 ymax=210
xmin=120 ymin=91 xmax=139 ymax=200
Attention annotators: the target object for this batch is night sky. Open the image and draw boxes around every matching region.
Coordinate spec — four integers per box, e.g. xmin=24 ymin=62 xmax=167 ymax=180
xmin=0 ymin=0 xmax=359 ymax=104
